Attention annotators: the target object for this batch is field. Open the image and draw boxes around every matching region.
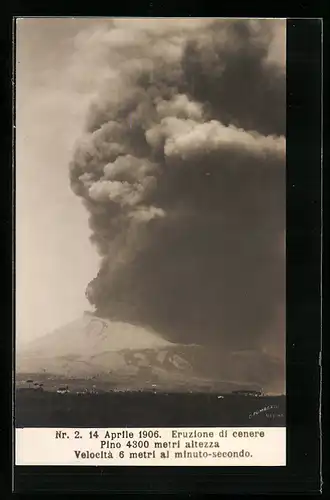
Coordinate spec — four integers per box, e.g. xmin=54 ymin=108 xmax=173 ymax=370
xmin=15 ymin=389 xmax=285 ymax=427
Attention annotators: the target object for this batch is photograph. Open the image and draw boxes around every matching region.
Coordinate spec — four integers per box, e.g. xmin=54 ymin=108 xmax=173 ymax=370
xmin=15 ymin=17 xmax=286 ymax=429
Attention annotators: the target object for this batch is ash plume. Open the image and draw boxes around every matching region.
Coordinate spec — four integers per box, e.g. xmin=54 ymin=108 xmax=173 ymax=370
xmin=69 ymin=20 xmax=286 ymax=371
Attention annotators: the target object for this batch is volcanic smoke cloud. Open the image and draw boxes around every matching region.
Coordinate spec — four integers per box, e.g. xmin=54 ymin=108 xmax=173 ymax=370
xmin=70 ymin=19 xmax=286 ymax=363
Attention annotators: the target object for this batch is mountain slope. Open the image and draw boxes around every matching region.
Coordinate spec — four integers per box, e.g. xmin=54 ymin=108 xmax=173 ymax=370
xmin=17 ymin=313 xmax=282 ymax=393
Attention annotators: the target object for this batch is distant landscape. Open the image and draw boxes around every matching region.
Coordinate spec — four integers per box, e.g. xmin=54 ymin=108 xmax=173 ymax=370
xmin=15 ymin=315 xmax=285 ymax=427
xmin=15 ymin=375 xmax=285 ymax=428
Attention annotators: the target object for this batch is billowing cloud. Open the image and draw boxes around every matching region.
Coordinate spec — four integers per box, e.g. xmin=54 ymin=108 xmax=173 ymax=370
xmin=69 ymin=18 xmax=286 ymax=389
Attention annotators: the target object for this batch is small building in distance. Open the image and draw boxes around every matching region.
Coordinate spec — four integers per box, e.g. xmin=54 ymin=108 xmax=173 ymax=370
xmin=57 ymin=385 xmax=69 ymax=394
xmin=231 ymin=390 xmax=263 ymax=397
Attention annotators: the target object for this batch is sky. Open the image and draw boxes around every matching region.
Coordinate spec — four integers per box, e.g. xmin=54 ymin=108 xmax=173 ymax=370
xmin=16 ymin=19 xmax=103 ymax=345
xmin=15 ymin=18 xmax=286 ymax=365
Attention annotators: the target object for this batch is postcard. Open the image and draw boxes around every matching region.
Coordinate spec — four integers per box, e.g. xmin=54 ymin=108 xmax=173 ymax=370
xmin=15 ymin=17 xmax=286 ymax=467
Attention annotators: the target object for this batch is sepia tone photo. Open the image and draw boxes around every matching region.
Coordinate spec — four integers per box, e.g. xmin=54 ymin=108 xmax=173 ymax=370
xmin=15 ymin=18 xmax=286 ymax=428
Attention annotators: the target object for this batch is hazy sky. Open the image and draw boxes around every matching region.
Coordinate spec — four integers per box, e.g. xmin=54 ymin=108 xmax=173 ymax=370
xmin=16 ymin=19 xmax=104 ymax=345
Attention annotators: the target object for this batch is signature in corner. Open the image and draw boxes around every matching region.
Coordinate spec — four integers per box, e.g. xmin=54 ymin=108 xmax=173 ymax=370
xmin=248 ymin=404 xmax=280 ymax=419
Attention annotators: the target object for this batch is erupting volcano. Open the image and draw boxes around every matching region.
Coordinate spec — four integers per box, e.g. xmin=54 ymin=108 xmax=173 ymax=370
xmin=17 ymin=18 xmax=286 ymax=396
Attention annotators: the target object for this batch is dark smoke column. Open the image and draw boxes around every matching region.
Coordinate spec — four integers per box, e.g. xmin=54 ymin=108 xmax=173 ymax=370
xmin=69 ymin=19 xmax=286 ymax=373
